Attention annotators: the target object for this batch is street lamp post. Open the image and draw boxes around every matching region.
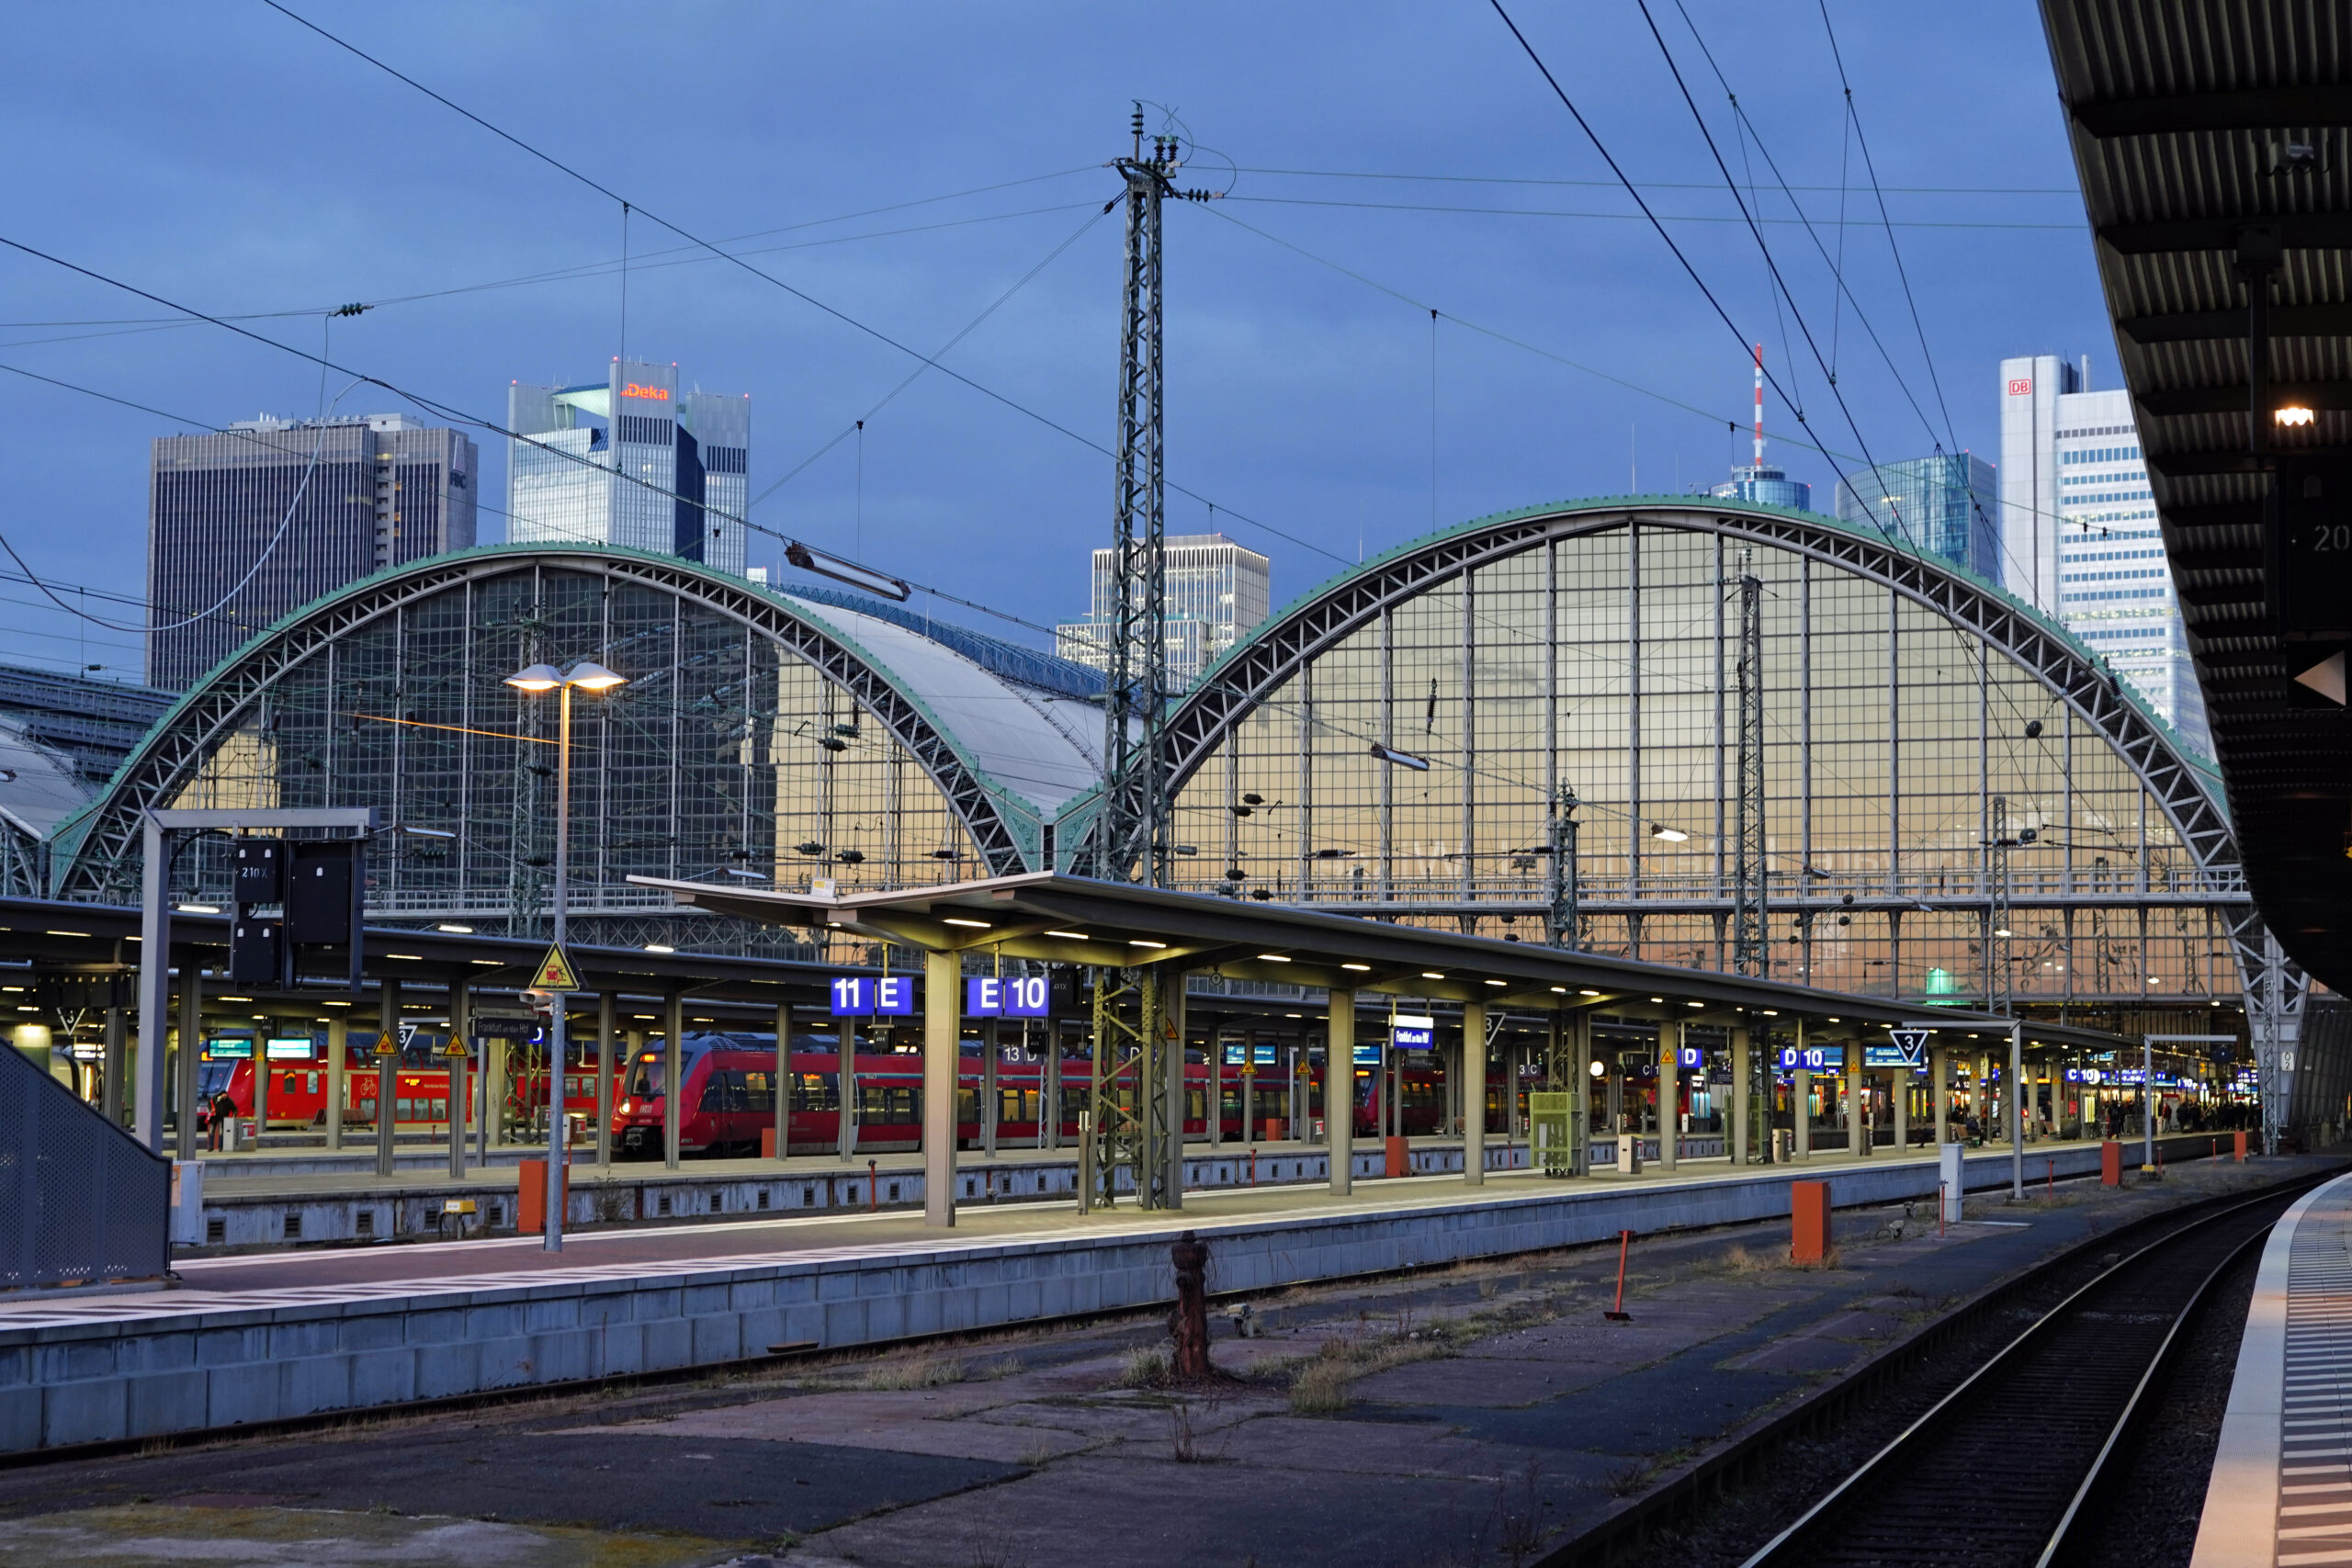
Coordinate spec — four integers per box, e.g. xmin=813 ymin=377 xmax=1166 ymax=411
xmin=506 ymin=660 xmax=626 ymax=1252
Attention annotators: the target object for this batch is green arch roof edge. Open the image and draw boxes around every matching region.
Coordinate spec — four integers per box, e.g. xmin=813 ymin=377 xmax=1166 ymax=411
xmin=46 ymin=540 xmax=1054 ymax=884
xmin=1183 ymin=492 xmax=2224 ymax=808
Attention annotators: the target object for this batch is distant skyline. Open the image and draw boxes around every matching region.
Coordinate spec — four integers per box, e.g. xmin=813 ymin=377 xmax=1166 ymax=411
xmin=2 ymin=3 xmax=2104 ymax=681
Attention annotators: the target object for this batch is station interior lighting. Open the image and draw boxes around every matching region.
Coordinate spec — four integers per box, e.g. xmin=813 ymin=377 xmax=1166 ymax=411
xmin=942 ymin=918 xmax=991 ymax=929
xmin=643 ymin=943 xmax=675 ymax=953
xmin=436 ymin=922 xmax=473 ymax=934
xmin=1579 ymin=988 xmax=1601 ymax=997
xmin=1366 ymin=742 xmax=1430 ymax=772
xmin=2276 ymin=405 xmax=2317 ymax=427
xmin=1046 ymin=930 xmax=1089 ymax=940
xmin=175 ymin=902 xmax=220 ymax=915
xmin=1589 ymin=1059 xmax=1607 ymax=1077
xmin=1648 ymin=823 xmax=1690 ymax=842
xmin=1421 ymin=971 xmax=1445 ymax=979
xmin=1341 ymin=963 xmax=1372 ymax=972
xmin=1258 ymin=953 xmax=1292 ymax=963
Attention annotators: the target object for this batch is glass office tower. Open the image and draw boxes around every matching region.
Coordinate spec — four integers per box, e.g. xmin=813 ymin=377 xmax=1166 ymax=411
xmin=1057 ymin=533 xmax=1272 ymax=686
xmin=1834 ymin=453 xmax=1999 ymax=579
xmin=507 ymin=359 xmax=749 ymax=574
xmin=1999 ymin=355 xmax=2205 ymax=755
xmin=146 ymin=413 xmax=476 ymax=690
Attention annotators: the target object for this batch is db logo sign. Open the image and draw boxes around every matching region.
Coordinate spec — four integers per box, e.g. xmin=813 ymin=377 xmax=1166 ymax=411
xmin=2007 ymin=378 xmax=2033 ymax=396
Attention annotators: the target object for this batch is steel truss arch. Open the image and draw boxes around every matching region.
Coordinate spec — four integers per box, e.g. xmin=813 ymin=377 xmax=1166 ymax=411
xmin=1161 ymin=499 xmax=2242 ymax=886
xmin=53 ymin=545 xmax=1040 ymax=902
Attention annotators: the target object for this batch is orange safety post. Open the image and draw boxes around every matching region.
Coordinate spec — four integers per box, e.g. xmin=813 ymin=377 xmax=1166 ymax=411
xmin=517 ymin=1156 xmax=570 ymax=1235
xmin=2100 ymin=1140 xmax=2123 ymax=1186
xmin=1385 ymin=1134 xmax=1408 ymax=1179
xmin=2234 ymin=1130 xmax=2249 ymax=1162
xmin=1791 ymin=1179 xmax=1831 ymax=1263
xmin=1604 ymin=1229 xmax=1635 ymax=1321
xmin=760 ymin=1125 xmax=777 ymax=1159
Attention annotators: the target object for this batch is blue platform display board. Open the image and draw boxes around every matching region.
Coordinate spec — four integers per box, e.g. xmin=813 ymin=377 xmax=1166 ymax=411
xmin=266 ymin=1036 xmax=314 ymax=1061
xmin=831 ymin=976 xmax=918 ymax=1017
xmin=1223 ymin=1043 xmax=1278 ymax=1066
xmin=1352 ymin=1043 xmax=1383 ymax=1066
xmin=966 ymin=976 xmax=1048 ymax=1018
xmin=1862 ymin=1043 xmax=1924 ymax=1069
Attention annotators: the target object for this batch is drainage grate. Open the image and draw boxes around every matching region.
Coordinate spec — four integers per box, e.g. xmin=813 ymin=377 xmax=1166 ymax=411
xmin=708 ymin=1193 xmax=722 ymax=1214
xmin=205 ymin=1216 xmax=225 ymax=1246
xmin=888 ymin=1182 xmax=900 ymax=1202
xmin=657 ymin=1193 xmax=672 ymax=1217
xmin=283 ymin=1211 xmax=302 ymax=1240
xmin=356 ymin=1210 xmax=374 ymax=1236
xmin=487 ymin=1202 xmax=503 ymax=1227
xmin=802 ymin=1188 xmax=815 ymax=1207
xmin=757 ymin=1189 xmax=771 ymax=1211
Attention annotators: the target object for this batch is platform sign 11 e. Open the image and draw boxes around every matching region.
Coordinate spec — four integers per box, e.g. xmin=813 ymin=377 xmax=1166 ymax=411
xmin=830 ymin=976 xmax=916 ymax=1017
xmin=966 ymin=976 xmax=1048 ymax=1017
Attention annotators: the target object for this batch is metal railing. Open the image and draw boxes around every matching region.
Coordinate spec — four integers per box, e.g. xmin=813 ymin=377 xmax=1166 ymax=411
xmin=2 ymin=1044 xmax=169 ymax=1292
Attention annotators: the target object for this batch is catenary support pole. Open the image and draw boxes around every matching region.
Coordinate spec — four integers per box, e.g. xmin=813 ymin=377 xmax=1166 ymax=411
xmin=2010 ymin=1021 xmax=2026 ymax=1199
xmin=1847 ymin=1037 xmax=1866 ymax=1158
xmin=325 ymin=1016 xmax=346 ymax=1153
xmin=448 ymin=983 xmax=469 ymax=1180
xmin=599 ymin=993 xmax=617 ymax=1167
xmin=1570 ymin=1008 xmax=1591 ymax=1176
xmin=1931 ymin=1043 xmax=1948 ymax=1148
xmin=1731 ymin=1022 xmax=1750 ymax=1167
xmin=1164 ymin=976 xmax=1186 ymax=1209
xmin=663 ymin=993 xmax=684 ymax=1170
xmin=375 ymin=977 xmax=400 ymax=1179
xmin=923 ymin=947 xmax=957 ymax=1227
xmin=174 ymin=969 xmax=201 ymax=1163
xmin=1792 ymin=1018 xmax=1810 ymax=1162
xmin=775 ymin=1000 xmax=791 ymax=1163
xmin=1658 ymin=1022 xmax=1679 ymax=1172
xmin=134 ymin=813 xmax=171 ymax=1153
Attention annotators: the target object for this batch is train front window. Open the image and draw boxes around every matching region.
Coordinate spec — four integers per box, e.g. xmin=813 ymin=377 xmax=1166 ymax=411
xmin=626 ymin=1056 xmax=666 ymax=1099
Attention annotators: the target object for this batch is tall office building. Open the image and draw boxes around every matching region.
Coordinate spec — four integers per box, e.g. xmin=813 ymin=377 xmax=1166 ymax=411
xmin=1056 ymin=533 xmax=1272 ymax=687
xmin=1834 ymin=453 xmax=2000 ymax=579
xmin=507 ymin=358 xmax=748 ymax=574
xmin=1998 ymin=355 xmax=2207 ymax=754
xmin=147 ymin=413 xmax=476 ymax=690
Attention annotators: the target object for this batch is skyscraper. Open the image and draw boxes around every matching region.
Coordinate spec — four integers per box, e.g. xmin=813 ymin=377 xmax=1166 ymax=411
xmin=507 ymin=358 xmax=748 ymax=574
xmin=1056 ymin=533 xmax=1272 ymax=687
xmin=1998 ymin=355 xmax=2206 ymax=754
xmin=1833 ymin=453 xmax=1999 ymax=579
xmin=1710 ymin=345 xmax=1814 ymax=512
xmin=147 ymin=413 xmax=476 ymax=689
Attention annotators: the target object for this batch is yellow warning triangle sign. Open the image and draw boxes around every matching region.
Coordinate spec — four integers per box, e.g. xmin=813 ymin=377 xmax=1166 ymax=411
xmin=532 ymin=942 xmax=581 ymax=992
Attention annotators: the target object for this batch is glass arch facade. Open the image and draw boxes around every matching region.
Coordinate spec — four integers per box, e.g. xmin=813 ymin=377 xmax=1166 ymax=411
xmin=55 ymin=547 xmax=1101 ymax=953
xmin=1157 ymin=502 xmax=2255 ymax=1021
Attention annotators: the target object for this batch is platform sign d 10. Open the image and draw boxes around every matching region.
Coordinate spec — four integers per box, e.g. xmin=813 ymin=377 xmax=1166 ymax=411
xmin=1776 ymin=1045 xmax=1831 ymax=1072
xmin=831 ymin=976 xmax=917 ymax=1017
xmin=966 ymin=976 xmax=1049 ymax=1018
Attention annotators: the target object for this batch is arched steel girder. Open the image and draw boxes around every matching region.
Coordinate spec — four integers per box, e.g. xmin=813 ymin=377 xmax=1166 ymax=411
xmin=51 ymin=546 xmax=1040 ymax=900
xmin=1159 ymin=499 xmax=2242 ymax=885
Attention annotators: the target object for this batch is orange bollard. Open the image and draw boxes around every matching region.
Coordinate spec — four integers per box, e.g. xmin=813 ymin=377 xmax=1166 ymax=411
xmin=1791 ymin=1179 xmax=1831 ymax=1263
xmin=1605 ymin=1229 xmax=1635 ymax=1321
xmin=2234 ymin=1130 xmax=2249 ymax=1162
xmin=1385 ymin=1134 xmax=1408 ymax=1179
xmin=2101 ymin=1140 xmax=2123 ymax=1186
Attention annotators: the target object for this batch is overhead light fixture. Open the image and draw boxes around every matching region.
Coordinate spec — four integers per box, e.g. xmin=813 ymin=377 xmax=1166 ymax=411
xmin=1994 ymin=927 xmax=2013 ymax=938
xmin=1650 ymin=997 xmax=1664 ymax=1004
xmin=1762 ymin=1010 xmax=1779 ymax=1017
xmin=2276 ymin=405 xmax=2317 ymax=427
xmin=1341 ymin=963 xmax=1372 ymax=972
xmin=1579 ymin=988 xmax=1600 ymax=998
xmin=1648 ymin=823 xmax=1690 ymax=842
xmin=1687 ymin=1000 xmax=1704 ymax=1009
xmin=1421 ymin=971 xmax=1445 ymax=979
xmin=175 ymin=902 xmax=221 ymax=915
xmin=785 ymin=539 xmax=911 ymax=601
xmin=1045 ymin=931 xmax=1090 ymax=941
xmin=1550 ymin=986 xmax=1566 ymax=994
xmin=725 ymin=868 xmax=769 ymax=882
xmin=943 ymin=918 xmax=992 ymax=930
xmin=503 ymin=662 xmax=561 ymax=694
xmin=1367 ymin=742 xmax=1431 ymax=772
xmin=1589 ymin=1059 xmax=1606 ymax=1078
xmin=644 ymin=943 xmax=675 ymax=953
xmin=436 ymin=923 xmax=474 ymax=934
xmin=1483 ymin=979 xmax=1507 ymax=987
xmin=1129 ymin=939 xmax=1167 ymax=949
xmin=1257 ymin=953 xmax=1293 ymax=963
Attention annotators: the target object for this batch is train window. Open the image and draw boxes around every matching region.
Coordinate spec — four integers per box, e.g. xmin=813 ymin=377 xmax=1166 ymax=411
xmin=699 ymin=1071 xmax=737 ymax=1112
xmin=858 ymin=1084 xmax=918 ymax=1124
xmin=430 ymin=1100 xmax=447 ymax=1120
xmin=1000 ymin=1088 xmax=1032 ymax=1122
xmin=626 ymin=1058 xmax=667 ymax=1099
xmin=956 ymin=1089 xmax=978 ymax=1124
xmin=796 ymin=1072 xmax=839 ymax=1111
xmin=741 ymin=1071 xmax=775 ymax=1112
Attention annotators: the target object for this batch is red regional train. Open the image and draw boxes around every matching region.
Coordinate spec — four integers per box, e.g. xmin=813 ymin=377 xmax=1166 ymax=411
xmin=197 ymin=1032 xmax=1477 ymax=1154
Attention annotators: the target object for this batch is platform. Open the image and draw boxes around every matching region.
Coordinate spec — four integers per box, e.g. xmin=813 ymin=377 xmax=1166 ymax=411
xmin=0 ymin=1134 xmax=2230 ymax=1456
xmin=2193 ymin=1168 xmax=2352 ymax=1567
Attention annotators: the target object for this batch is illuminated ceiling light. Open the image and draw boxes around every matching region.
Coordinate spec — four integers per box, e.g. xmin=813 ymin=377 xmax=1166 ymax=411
xmin=175 ymin=903 xmax=221 ymax=915
xmin=1341 ymin=963 xmax=1373 ymax=972
xmin=1483 ymin=979 xmax=1508 ymax=987
xmin=1046 ymin=931 xmax=1091 ymax=941
xmin=1589 ymin=1059 xmax=1606 ymax=1077
xmin=1687 ymin=1000 xmax=1704 ymax=1009
xmin=644 ymin=943 xmax=675 ymax=953
xmin=43 ymin=931 xmax=89 ymax=939
xmin=1994 ymin=927 xmax=2014 ymax=938
xmin=1650 ymin=997 xmax=1665 ymax=1004
xmin=217 ymin=996 xmax=252 ymax=1003
xmin=1648 ymin=823 xmax=1690 ymax=843
xmin=1257 ymin=953 xmax=1293 ymax=963
xmin=1579 ymin=988 xmax=1601 ymax=998
xmin=1761 ymin=1010 xmax=1779 ymax=1017
xmin=1550 ymin=986 xmax=1566 ymax=994
xmin=2276 ymin=405 xmax=2317 ymax=427
xmin=436 ymin=922 xmax=474 ymax=934
xmin=942 ymin=918 xmax=991 ymax=930
xmin=1129 ymin=940 xmax=1168 ymax=949
xmin=1421 ymin=971 xmax=1446 ymax=980
xmin=1827 ymin=1017 xmax=1840 ymax=1023
xmin=385 ymin=953 xmax=424 ymax=961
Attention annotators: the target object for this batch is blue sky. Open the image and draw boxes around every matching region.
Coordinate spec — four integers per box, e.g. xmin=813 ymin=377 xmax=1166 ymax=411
xmin=0 ymin=2 xmax=2105 ymax=681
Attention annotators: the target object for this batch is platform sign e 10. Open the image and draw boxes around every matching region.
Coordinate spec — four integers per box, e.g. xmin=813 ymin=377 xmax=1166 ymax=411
xmin=966 ymin=976 xmax=1048 ymax=1018
xmin=1776 ymin=1045 xmax=1830 ymax=1071
xmin=831 ymin=976 xmax=916 ymax=1017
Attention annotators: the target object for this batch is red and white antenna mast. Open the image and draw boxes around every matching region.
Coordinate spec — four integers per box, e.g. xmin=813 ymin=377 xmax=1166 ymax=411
xmin=1751 ymin=343 xmax=1766 ymax=469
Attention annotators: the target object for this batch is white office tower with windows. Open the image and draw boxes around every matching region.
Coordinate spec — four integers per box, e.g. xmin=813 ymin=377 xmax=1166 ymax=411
xmin=1056 ymin=533 xmax=1272 ymax=687
xmin=1999 ymin=355 xmax=2208 ymax=756
xmin=506 ymin=359 xmax=748 ymax=574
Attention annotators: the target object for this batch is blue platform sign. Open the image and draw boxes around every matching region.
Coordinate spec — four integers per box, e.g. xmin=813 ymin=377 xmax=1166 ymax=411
xmin=1677 ymin=1045 xmax=1703 ymax=1069
xmin=1391 ymin=1023 xmax=1433 ymax=1050
xmin=831 ymin=976 xmax=918 ymax=1017
xmin=1776 ymin=1045 xmax=1831 ymax=1072
xmin=966 ymin=976 xmax=1049 ymax=1018
xmin=1223 ymin=1043 xmax=1278 ymax=1066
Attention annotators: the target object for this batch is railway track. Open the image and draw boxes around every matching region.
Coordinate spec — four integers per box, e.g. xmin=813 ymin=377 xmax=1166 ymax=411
xmin=1735 ymin=1184 xmax=2297 ymax=1568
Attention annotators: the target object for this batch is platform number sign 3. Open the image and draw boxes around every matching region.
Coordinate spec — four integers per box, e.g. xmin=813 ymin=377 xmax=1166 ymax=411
xmin=1887 ymin=1027 xmax=1930 ymax=1067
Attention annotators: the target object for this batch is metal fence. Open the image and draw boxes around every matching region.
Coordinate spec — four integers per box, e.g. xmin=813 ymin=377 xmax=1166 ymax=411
xmin=1 ymin=1043 xmax=169 ymax=1292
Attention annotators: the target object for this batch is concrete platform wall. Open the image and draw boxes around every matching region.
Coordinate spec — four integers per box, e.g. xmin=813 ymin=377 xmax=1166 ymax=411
xmin=0 ymin=1136 xmax=2219 ymax=1456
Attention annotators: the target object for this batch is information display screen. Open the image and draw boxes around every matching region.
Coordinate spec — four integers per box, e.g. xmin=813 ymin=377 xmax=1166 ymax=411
xmin=206 ymin=1036 xmax=254 ymax=1059
xmin=1222 ymin=1043 xmax=1279 ymax=1066
xmin=266 ymin=1036 xmax=314 ymax=1061
xmin=1862 ymin=1043 xmax=1924 ymax=1069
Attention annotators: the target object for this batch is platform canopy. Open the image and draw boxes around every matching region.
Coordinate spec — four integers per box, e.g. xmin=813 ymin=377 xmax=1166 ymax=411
xmin=633 ymin=870 xmax=2135 ymax=1054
